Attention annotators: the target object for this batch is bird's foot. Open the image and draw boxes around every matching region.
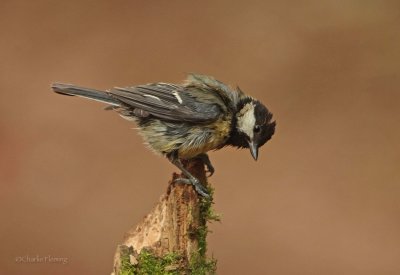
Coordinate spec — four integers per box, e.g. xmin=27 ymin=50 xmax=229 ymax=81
xmin=173 ymin=177 xmax=210 ymax=198
xmin=196 ymin=154 xmax=215 ymax=177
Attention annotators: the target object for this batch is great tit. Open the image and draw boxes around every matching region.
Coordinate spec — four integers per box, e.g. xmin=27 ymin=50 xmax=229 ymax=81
xmin=52 ymin=74 xmax=276 ymax=197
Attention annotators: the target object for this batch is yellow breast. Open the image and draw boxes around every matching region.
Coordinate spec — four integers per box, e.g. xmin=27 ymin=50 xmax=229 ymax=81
xmin=178 ymin=117 xmax=231 ymax=159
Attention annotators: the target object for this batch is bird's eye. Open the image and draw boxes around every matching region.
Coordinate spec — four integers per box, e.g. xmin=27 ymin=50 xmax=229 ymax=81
xmin=254 ymin=125 xmax=261 ymax=133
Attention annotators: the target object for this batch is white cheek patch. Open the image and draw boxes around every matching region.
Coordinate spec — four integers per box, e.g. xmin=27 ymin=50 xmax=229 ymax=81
xmin=237 ymin=103 xmax=256 ymax=139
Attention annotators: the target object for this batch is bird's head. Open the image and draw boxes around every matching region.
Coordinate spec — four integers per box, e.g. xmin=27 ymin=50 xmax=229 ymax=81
xmin=232 ymin=98 xmax=276 ymax=160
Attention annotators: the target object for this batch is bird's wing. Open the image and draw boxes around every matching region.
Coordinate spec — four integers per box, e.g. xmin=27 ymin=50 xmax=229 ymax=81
xmin=108 ymin=83 xmax=222 ymax=123
xmin=184 ymin=74 xmax=245 ymax=111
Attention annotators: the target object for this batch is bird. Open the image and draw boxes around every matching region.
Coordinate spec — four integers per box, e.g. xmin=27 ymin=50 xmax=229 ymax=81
xmin=52 ymin=74 xmax=276 ymax=198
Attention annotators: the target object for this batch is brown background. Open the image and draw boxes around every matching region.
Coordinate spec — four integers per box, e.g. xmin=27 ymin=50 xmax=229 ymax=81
xmin=1 ymin=1 xmax=399 ymax=274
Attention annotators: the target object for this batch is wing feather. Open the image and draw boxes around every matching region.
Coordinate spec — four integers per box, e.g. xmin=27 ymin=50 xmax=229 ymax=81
xmin=108 ymin=83 xmax=220 ymax=123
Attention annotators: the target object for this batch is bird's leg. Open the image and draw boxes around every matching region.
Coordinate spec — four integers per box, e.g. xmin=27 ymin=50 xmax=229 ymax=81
xmin=195 ymin=153 xmax=215 ymax=177
xmin=167 ymin=152 xmax=210 ymax=198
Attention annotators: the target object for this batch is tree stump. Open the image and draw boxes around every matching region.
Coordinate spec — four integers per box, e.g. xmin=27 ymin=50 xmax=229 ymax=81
xmin=112 ymin=158 xmax=218 ymax=274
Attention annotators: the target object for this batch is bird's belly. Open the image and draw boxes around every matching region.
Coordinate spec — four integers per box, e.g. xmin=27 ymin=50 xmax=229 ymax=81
xmin=177 ymin=132 xmax=225 ymax=159
xmin=138 ymin=117 xmax=231 ymax=159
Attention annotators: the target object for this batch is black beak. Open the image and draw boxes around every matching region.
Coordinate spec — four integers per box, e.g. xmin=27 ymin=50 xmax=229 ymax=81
xmin=249 ymin=141 xmax=258 ymax=161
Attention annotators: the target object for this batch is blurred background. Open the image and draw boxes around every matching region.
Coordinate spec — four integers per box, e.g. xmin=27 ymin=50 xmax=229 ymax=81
xmin=1 ymin=0 xmax=399 ymax=274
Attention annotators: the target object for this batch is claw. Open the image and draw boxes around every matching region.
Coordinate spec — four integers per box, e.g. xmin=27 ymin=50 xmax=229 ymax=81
xmin=168 ymin=152 xmax=211 ymax=198
xmin=206 ymin=166 xmax=215 ymax=177
xmin=197 ymin=154 xmax=215 ymax=177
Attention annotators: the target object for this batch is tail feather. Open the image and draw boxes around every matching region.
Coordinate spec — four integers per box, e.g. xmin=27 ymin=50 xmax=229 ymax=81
xmin=51 ymin=83 xmax=120 ymax=106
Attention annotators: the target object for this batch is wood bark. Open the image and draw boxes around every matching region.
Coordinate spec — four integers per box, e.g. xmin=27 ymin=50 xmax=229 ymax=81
xmin=112 ymin=158 xmax=210 ymax=274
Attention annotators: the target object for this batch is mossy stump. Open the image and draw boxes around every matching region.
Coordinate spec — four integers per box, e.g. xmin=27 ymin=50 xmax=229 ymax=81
xmin=112 ymin=159 xmax=218 ymax=275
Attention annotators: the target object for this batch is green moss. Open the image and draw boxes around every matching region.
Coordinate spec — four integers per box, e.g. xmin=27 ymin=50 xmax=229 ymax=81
xmin=189 ymin=252 xmax=217 ymax=275
xmin=187 ymin=185 xmax=218 ymax=274
xmin=119 ymin=246 xmax=135 ymax=275
xmin=201 ymin=187 xmax=222 ymax=223
xmin=136 ymin=250 xmax=182 ymax=274
xmin=119 ymin=248 xmax=183 ymax=275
